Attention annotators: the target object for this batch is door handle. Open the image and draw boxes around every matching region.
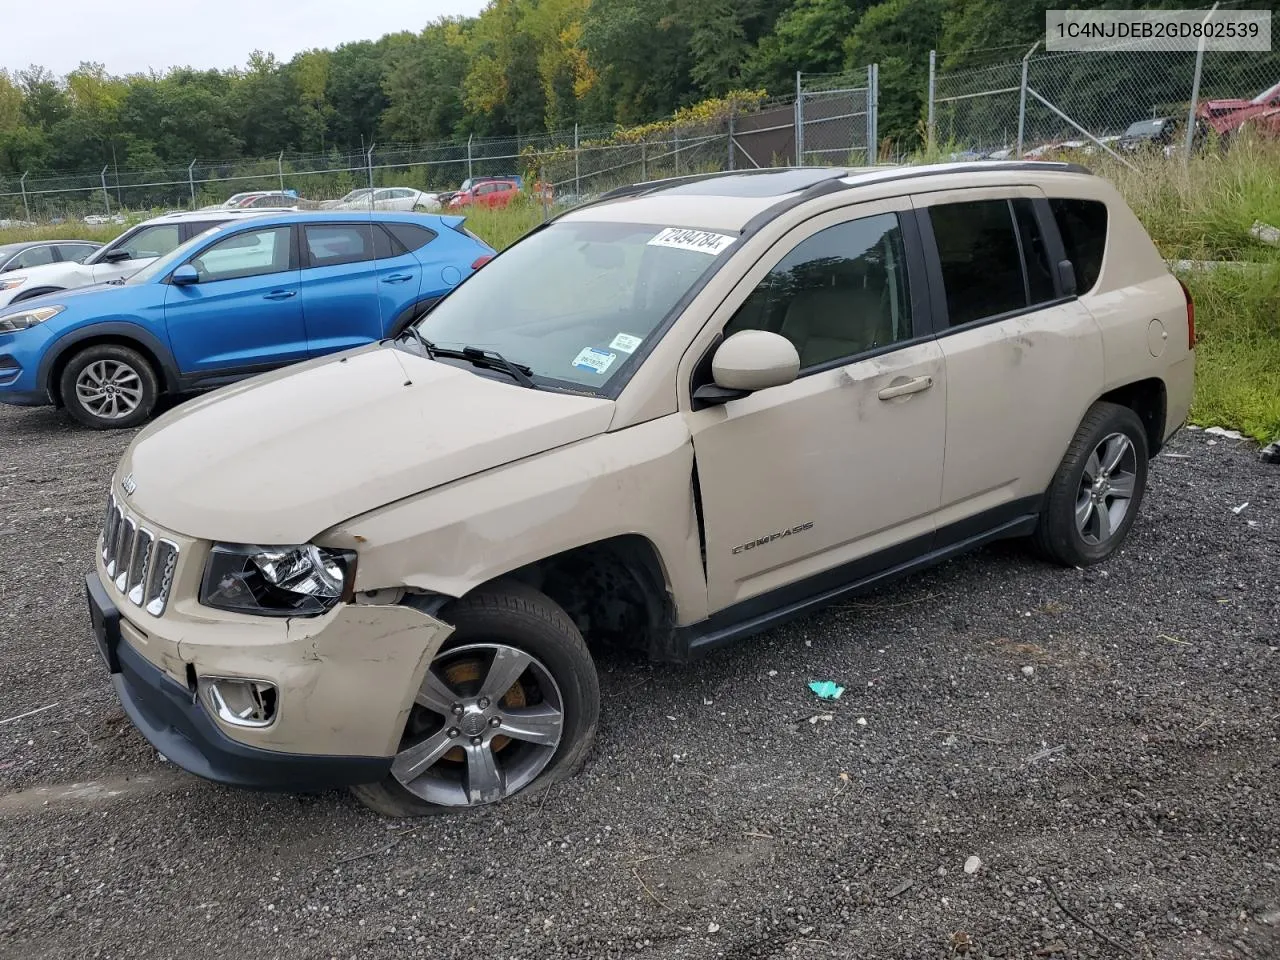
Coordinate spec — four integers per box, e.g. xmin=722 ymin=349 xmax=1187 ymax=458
xmin=877 ymin=376 xmax=934 ymax=400
xmin=263 ymin=290 xmax=297 ymax=300
xmin=382 ymin=273 xmax=414 ymax=283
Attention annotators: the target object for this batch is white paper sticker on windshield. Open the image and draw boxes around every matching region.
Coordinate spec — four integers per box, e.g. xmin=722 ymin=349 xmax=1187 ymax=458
xmin=572 ymin=347 xmax=617 ymax=375
xmin=647 ymin=227 xmax=736 ymax=255
xmin=609 ymin=333 xmax=643 ymax=353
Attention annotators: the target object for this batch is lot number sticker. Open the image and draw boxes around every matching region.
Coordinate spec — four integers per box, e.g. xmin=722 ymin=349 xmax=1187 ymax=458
xmin=572 ymin=347 xmax=617 ymax=375
xmin=609 ymin=333 xmax=643 ymax=353
xmin=647 ymin=227 xmax=736 ymax=255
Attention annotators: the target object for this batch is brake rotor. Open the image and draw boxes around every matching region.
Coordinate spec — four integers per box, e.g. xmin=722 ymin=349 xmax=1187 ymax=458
xmin=440 ymin=655 xmax=528 ymax=762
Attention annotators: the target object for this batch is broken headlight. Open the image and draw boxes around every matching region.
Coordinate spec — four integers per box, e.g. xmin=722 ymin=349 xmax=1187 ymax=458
xmin=200 ymin=543 xmax=356 ymax=617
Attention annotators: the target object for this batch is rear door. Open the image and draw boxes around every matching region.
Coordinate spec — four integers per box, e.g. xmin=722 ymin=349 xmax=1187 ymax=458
xmin=912 ymin=187 xmax=1104 ymax=527
xmin=163 ymin=224 xmax=306 ymax=378
xmin=299 ymin=221 xmax=383 ymax=354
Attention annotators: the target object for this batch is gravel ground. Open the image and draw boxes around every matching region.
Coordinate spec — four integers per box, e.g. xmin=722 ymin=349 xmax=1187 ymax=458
xmin=0 ymin=402 xmax=1277 ymax=960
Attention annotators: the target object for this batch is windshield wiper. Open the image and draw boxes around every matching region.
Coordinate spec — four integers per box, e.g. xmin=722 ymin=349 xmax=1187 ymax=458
xmin=395 ymin=330 xmax=536 ymax=389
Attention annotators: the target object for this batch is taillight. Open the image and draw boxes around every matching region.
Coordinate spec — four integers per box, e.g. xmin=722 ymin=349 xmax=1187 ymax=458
xmin=1177 ymin=277 xmax=1195 ymax=349
xmin=471 ymin=255 xmax=493 ymax=270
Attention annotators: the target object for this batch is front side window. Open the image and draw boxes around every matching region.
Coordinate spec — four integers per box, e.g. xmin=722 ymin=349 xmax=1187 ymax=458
xmin=304 ymin=224 xmax=374 ymax=267
xmin=929 ymin=198 xmax=1057 ymax=328
xmin=110 ymin=224 xmax=183 ymax=262
xmin=417 ymin=220 xmax=729 ymax=391
xmin=190 ymin=226 xmax=293 ymax=282
xmin=724 ymin=213 xmax=913 ymax=369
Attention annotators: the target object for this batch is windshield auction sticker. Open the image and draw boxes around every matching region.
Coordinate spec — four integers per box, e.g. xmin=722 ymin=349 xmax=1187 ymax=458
xmin=572 ymin=347 xmax=617 ymax=374
xmin=648 ymin=228 xmax=737 ymax=255
xmin=609 ymin=333 xmax=643 ymax=353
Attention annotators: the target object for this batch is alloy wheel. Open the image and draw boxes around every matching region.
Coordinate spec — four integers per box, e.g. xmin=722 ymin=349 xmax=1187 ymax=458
xmin=75 ymin=359 xmax=143 ymax=420
xmin=1074 ymin=431 xmax=1138 ymax=545
xmin=391 ymin=643 xmax=565 ymax=807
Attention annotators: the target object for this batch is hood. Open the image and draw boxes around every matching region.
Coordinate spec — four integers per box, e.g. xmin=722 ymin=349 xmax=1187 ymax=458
xmin=119 ymin=345 xmax=616 ymax=544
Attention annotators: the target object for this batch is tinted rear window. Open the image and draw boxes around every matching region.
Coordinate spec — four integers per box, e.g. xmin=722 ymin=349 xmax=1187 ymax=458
xmin=385 ymin=223 xmax=437 ymax=252
xmin=1050 ymin=199 xmax=1108 ymax=293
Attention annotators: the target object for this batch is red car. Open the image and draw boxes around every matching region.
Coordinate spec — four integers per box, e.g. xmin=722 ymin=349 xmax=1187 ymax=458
xmin=1197 ymin=79 xmax=1280 ymax=141
xmin=448 ymin=179 xmax=521 ymax=209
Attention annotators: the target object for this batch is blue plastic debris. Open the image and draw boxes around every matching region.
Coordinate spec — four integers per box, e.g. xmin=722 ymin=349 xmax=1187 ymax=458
xmin=808 ymin=680 xmax=845 ymax=700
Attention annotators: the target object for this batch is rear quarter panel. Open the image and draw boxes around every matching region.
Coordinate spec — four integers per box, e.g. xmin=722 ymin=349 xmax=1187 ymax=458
xmin=1045 ymin=175 xmax=1193 ymax=439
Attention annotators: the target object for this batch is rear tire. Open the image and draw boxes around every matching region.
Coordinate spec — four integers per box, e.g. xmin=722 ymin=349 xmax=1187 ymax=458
xmin=58 ymin=344 xmax=159 ymax=430
xmin=1034 ymin=401 xmax=1149 ymax=566
xmin=351 ymin=582 xmax=599 ymax=817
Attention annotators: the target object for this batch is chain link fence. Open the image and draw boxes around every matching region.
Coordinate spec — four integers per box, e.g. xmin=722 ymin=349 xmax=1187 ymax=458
xmin=797 ymin=68 xmax=878 ymax=165
xmin=928 ymin=4 xmax=1280 ymax=162
xmin=0 ymin=74 xmax=882 ymax=225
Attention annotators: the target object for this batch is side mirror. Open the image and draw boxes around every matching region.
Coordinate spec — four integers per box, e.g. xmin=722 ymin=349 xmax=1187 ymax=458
xmin=101 ymin=249 xmax=132 ymax=263
xmin=171 ymin=264 xmax=200 ymax=286
xmin=694 ymin=330 xmax=800 ymax=405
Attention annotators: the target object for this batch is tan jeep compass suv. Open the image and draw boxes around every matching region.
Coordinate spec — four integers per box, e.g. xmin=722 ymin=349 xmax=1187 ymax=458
xmin=86 ymin=163 xmax=1195 ymax=815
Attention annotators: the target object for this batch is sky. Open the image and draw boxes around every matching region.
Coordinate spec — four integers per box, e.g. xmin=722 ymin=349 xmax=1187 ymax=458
xmin=1 ymin=0 xmax=490 ymax=77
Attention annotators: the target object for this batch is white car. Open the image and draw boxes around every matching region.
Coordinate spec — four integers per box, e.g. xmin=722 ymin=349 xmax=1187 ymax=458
xmin=0 ymin=209 xmax=274 ymax=309
xmin=321 ymin=188 xmax=440 ymax=212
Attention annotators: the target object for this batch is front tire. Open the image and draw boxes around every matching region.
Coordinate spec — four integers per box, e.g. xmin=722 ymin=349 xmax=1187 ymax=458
xmin=1034 ymin=401 xmax=1149 ymax=566
xmin=58 ymin=344 xmax=159 ymax=429
xmin=351 ymin=582 xmax=600 ymax=817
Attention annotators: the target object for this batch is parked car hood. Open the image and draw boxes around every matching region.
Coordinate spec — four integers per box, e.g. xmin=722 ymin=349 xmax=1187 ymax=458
xmin=0 ymin=278 xmax=131 ymax=315
xmin=118 ymin=345 xmax=616 ymax=544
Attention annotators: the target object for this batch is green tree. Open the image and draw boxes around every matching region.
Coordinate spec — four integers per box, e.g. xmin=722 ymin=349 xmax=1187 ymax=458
xmin=844 ymin=0 xmax=944 ymax=150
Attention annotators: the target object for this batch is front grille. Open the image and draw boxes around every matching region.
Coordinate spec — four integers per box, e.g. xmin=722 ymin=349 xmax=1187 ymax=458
xmin=100 ymin=493 xmax=179 ymax=617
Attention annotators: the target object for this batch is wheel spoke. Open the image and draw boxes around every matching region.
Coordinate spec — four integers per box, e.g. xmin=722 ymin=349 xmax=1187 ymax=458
xmin=85 ymin=362 xmax=105 ymax=386
xmin=391 ymin=728 xmax=456 ymax=784
xmin=413 ymin=668 xmax=458 ymax=717
xmin=463 ymin=742 xmax=503 ymax=804
xmin=497 ymin=703 xmax=564 ymax=746
xmin=1075 ymin=494 xmax=1095 ymax=533
xmin=1108 ymin=473 xmax=1136 ymax=500
xmin=1101 ymin=435 xmax=1131 ymax=474
xmin=1095 ymin=499 xmax=1114 ymax=541
xmin=479 ymin=647 xmax=532 ymax=702
xmin=1082 ymin=449 xmax=1101 ymax=484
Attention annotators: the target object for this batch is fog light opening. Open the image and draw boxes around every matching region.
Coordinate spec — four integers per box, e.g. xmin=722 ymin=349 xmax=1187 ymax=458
xmin=200 ymin=677 xmax=279 ymax=728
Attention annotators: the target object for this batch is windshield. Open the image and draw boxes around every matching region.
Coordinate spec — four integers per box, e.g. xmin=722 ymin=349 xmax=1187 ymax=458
xmin=415 ymin=220 xmax=735 ymax=391
xmin=340 ymin=189 xmax=374 ymax=203
xmin=125 ymin=228 xmax=221 ymax=285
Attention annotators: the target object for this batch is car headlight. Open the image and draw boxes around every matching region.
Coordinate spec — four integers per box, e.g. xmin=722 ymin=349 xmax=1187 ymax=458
xmin=0 ymin=276 xmax=28 ymax=291
xmin=200 ymin=543 xmax=356 ymax=617
xmin=0 ymin=304 xmax=63 ymax=333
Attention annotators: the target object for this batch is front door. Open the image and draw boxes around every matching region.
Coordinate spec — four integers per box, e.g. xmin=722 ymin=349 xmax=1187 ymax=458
xmin=684 ymin=201 xmax=947 ymax=614
xmin=163 ymin=224 xmax=306 ymax=376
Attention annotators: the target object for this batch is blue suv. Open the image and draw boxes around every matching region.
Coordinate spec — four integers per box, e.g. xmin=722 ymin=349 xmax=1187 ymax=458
xmin=0 ymin=211 xmax=495 ymax=428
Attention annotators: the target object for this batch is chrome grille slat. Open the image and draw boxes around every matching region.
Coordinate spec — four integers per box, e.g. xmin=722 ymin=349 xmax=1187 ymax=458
xmin=127 ymin=529 xmax=153 ymax=604
xmin=105 ymin=505 xmax=124 ymax=577
xmin=146 ymin=540 xmax=179 ymax=617
xmin=113 ymin=518 xmax=136 ymax=591
xmin=99 ymin=491 xmax=178 ymax=617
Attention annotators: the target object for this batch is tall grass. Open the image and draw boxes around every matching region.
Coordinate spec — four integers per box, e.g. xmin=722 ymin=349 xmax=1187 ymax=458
xmin=0 ymin=152 xmax=1275 ymax=440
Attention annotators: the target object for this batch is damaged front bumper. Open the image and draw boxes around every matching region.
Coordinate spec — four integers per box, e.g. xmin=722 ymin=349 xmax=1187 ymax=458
xmin=87 ymin=553 xmax=453 ymax=792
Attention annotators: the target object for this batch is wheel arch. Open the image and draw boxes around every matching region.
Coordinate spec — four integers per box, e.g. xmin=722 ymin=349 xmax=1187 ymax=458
xmin=41 ymin=324 xmax=180 ymax=407
xmin=1096 ymin=377 xmax=1167 ymax=455
xmin=458 ymin=534 xmax=678 ymax=660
